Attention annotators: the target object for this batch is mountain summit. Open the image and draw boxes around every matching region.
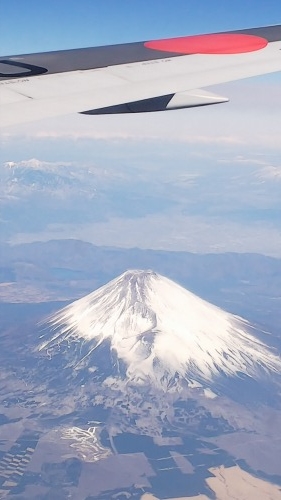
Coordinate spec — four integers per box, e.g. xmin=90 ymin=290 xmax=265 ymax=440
xmin=40 ymin=270 xmax=280 ymax=389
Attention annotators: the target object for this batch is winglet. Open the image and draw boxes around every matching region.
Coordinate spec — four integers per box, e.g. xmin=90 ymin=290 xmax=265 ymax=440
xmin=166 ymin=89 xmax=229 ymax=109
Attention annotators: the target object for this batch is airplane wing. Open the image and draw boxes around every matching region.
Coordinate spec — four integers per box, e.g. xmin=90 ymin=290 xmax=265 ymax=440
xmin=0 ymin=25 xmax=281 ymax=127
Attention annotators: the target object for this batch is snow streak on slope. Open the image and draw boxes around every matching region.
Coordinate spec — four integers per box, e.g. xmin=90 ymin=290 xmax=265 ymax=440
xmin=41 ymin=270 xmax=280 ymax=387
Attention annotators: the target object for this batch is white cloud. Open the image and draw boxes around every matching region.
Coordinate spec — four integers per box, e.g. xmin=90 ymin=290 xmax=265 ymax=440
xmin=256 ymin=166 xmax=281 ymax=181
xmin=218 ymin=156 xmax=268 ymax=166
xmin=1 ymin=114 xmax=244 ymax=146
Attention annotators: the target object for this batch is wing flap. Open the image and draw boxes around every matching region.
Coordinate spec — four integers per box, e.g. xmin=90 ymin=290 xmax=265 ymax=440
xmin=82 ymin=89 xmax=229 ymax=114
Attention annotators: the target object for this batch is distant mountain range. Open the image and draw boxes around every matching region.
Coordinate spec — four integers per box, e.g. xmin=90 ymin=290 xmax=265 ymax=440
xmin=2 ymin=157 xmax=281 ymax=258
xmin=1 ymin=159 xmax=99 ymax=197
xmin=0 ymin=158 xmax=173 ymax=241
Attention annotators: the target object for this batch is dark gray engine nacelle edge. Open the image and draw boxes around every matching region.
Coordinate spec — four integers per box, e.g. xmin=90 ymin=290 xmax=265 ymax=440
xmin=80 ymin=90 xmax=229 ymax=115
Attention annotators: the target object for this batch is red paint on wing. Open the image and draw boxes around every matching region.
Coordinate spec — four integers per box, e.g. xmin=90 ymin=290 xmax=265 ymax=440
xmin=144 ymin=34 xmax=268 ymax=55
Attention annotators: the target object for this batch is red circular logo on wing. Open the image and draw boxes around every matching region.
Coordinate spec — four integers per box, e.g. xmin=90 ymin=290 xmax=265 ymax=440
xmin=144 ymin=34 xmax=268 ymax=54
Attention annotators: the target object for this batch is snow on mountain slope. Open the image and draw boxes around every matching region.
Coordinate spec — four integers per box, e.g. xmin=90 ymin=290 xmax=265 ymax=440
xmin=40 ymin=270 xmax=280 ymax=388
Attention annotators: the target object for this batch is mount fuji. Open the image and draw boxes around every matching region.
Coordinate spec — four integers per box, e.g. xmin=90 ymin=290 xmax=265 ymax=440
xmin=1 ymin=270 xmax=280 ymax=498
xmin=40 ymin=270 xmax=280 ymax=391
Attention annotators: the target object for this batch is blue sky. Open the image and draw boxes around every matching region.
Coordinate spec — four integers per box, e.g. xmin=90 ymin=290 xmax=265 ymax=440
xmin=0 ymin=1 xmax=281 ymax=256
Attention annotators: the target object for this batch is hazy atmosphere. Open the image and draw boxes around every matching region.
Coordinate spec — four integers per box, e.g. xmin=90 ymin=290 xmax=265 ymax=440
xmin=1 ymin=76 xmax=281 ymax=256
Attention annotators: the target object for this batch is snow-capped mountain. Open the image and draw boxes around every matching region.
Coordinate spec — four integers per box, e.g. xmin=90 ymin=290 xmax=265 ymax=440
xmin=40 ymin=270 xmax=280 ymax=391
xmin=2 ymin=159 xmax=91 ymax=196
